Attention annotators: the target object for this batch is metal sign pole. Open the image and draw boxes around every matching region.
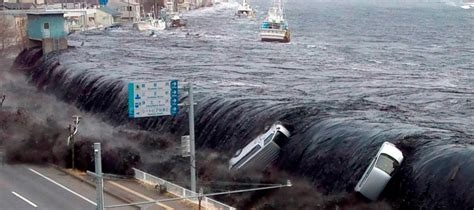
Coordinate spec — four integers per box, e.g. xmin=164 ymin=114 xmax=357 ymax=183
xmin=188 ymin=82 xmax=197 ymax=193
xmin=71 ymin=133 xmax=75 ymax=169
xmin=94 ymin=143 xmax=104 ymax=210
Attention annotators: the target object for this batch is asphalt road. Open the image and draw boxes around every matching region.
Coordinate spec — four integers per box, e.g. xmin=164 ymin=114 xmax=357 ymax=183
xmin=0 ymin=164 xmax=94 ymax=209
xmin=0 ymin=162 xmax=136 ymax=210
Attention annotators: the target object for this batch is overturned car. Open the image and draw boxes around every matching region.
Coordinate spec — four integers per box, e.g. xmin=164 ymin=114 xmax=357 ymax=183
xmin=355 ymin=141 xmax=404 ymax=201
xmin=229 ymin=123 xmax=291 ymax=171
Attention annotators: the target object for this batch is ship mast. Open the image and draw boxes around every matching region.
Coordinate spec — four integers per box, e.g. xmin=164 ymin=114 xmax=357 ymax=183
xmin=274 ymin=0 xmax=283 ymax=16
xmin=268 ymin=0 xmax=283 ymax=20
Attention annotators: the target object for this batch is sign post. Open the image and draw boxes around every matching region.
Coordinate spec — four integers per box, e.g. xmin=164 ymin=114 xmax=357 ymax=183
xmin=128 ymin=80 xmax=197 ymax=192
xmin=187 ymin=82 xmax=197 ymax=193
xmin=181 ymin=135 xmax=191 ymax=157
xmin=94 ymin=143 xmax=104 ymax=210
xmin=87 ymin=143 xmax=104 ymax=210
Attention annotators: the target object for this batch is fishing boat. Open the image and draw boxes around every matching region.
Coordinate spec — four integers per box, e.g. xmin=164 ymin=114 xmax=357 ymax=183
xmin=461 ymin=0 xmax=474 ymax=9
xmin=133 ymin=12 xmax=166 ymax=32
xmin=259 ymin=0 xmax=290 ymax=43
xmin=169 ymin=13 xmax=187 ymax=28
xmin=236 ymin=0 xmax=256 ymax=18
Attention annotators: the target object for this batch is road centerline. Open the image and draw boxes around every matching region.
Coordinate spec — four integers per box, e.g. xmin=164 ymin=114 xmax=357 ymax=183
xmin=28 ymin=168 xmax=97 ymax=206
xmin=11 ymin=191 xmax=38 ymax=208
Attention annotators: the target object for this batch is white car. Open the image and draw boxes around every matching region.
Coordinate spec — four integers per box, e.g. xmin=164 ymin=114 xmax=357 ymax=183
xmin=229 ymin=123 xmax=291 ymax=171
xmin=355 ymin=141 xmax=404 ymax=201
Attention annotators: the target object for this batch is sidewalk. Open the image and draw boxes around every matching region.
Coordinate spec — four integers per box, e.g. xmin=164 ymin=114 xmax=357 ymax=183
xmin=62 ymin=168 xmax=199 ymax=210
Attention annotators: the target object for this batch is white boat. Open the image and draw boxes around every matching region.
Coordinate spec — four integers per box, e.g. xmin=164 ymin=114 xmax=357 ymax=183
xmin=461 ymin=0 xmax=474 ymax=9
xmin=169 ymin=13 xmax=187 ymax=28
xmin=259 ymin=0 xmax=290 ymax=43
xmin=236 ymin=0 xmax=256 ymax=18
xmin=228 ymin=123 xmax=291 ymax=171
xmin=133 ymin=13 xmax=166 ymax=32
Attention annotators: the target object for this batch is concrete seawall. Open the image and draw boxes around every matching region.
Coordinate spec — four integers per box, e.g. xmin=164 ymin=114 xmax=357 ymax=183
xmin=0 ymin=13 xmax=27 ymax=55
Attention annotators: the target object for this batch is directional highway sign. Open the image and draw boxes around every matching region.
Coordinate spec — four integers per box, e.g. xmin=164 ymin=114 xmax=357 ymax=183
xmin=128 ymin=80 xmax=179 ymax=118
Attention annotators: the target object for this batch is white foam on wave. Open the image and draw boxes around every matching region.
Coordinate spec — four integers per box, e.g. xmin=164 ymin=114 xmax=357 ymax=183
xmin=226 ymin=81 xmax=262 ymax=87
xmin=441 ymin=0 xmax=457 ymax=7
xmin=185 ymin=1 xmax=239 ymax=17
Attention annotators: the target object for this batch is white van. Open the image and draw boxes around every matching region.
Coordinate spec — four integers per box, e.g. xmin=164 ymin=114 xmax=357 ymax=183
xmin=228 ymin=123 xmax=291 ymax=171
xmin=355 ymin=141 xmax=404 ymax=201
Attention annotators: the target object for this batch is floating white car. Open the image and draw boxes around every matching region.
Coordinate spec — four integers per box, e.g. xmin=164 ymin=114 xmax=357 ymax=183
xmin=355 ymin=141 xmax=404 ymax=201
xmin=229 ymin=123 xmax=291 ymax=171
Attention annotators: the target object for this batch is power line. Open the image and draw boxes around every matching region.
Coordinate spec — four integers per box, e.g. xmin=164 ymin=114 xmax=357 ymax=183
xmin=198 ymin=181 xmax=285 ymax=186
xmin=105 ymin=180 xmax=292 ymax=209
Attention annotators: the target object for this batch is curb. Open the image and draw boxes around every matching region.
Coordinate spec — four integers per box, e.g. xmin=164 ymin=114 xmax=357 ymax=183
xmin=51 ymin=164 xmax=140 ymax=208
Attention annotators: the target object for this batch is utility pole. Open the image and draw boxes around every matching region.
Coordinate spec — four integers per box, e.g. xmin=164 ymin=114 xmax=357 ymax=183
xmin=188 ymin=82 xmax=197 ymax=193
xmin=68 ymin=115 xmax=81 ymax=169
xmin=0 ymin=95 xmax=5 ymax=107
xmin=128 ymin=0 xmax=131 ymax=22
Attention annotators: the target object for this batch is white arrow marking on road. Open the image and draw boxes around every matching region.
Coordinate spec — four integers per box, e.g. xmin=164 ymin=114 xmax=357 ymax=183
xmin=12 ymin=191 xmax=38 ymax=208
xmin=28 ymin=168 xmax=97 ymax=206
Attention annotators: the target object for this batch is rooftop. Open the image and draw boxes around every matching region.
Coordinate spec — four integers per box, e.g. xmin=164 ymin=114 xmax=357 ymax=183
xmin=0 ymin=2 xmax=35 ymax=10
xmin=98 ymin=6 xmax=120 ymax=16
xmin=26 ymin=10 xmax=64 ymax=15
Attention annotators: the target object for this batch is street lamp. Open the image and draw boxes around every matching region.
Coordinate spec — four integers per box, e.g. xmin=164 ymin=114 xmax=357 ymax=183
xmin=67 ymin=115 xmax=81 ymax=169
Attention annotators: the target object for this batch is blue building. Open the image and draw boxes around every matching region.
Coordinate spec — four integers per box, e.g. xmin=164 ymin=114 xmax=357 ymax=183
xmin=27 ymin=11 xmax=68 ymax=53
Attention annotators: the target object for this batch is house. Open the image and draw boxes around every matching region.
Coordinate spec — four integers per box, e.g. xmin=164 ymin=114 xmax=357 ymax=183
xmin=107 ymin=0 xmax=140 ymax=22
xmin=165 ymin=0 xmax=190 ymax=12
xmin=2 ymin=0 xmax=42 ymax=4
xmin=26 ymin=11 xmax=68 ymax=53
xmin=94 ymin=6 xmax=121 ymax=27
xmin=0 ymin=2 xmax=35 ymax=10
xmin=63 ymin=9 xmax=91 ymax=32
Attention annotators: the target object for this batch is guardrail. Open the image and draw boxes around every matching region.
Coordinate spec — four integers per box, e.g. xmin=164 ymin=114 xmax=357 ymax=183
xmin=133 ymin=168 xmax=236 ymax=210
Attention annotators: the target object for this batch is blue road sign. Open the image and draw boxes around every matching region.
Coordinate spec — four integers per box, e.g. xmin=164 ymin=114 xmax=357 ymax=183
xmin=128 ymin=80 xmax=179 ymax=118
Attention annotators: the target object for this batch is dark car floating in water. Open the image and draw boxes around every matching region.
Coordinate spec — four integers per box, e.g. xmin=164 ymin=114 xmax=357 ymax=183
xmin=229 ymin=123 xmax=291 ymax=171
xmin=355 ymin=141 xmax=404 ymax=201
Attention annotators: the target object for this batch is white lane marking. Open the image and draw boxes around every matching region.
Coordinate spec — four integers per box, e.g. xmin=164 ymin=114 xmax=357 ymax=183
xmin=109 ymin=181 xmax=174 ymax=210
xmin=11 ymin=191 xmax=38 ymax=208
xmin=28 ymin=168 xmax=96 ymax=206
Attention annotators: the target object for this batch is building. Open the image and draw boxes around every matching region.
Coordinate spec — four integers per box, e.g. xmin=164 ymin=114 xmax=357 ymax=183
xmin=165 ymin=0 xmax=191 ymax=12
xmin=26 ymin=11 xmax=68 ymax=53
xmin=108 ymin=0 xmax=140 ymax=22
xmin=2 ymin=0 xmax=41 ymax=4
xmin=94 ymin=6 xmax=121 ymax=27
xmin=63 ymin=9 xmax=91 ymax=32
xmin=0 ymin=2 xmax=35 ymax=10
